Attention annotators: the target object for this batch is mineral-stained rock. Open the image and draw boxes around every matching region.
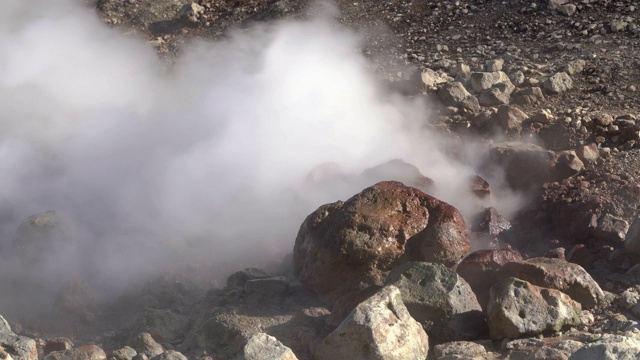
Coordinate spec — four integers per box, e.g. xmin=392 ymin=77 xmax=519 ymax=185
xmin=314 ymin=286 xmax=429 ymax=360
xmin=44 ymin=345 xmax=107 ymax=360
xmin=0 ymin=314 xmax=37 ymax=360
xmin=456 ymin=249 xmax=522 ymax=311
xmin=568 ymin=331 xmax=640 ymax=360
xmin=384 ymin=262 xmax=485 ymax=342
xmin=487 ymin=278 xmax=582 ymax=340
xmin=499 ymin=257 xmax=605 ymax=309
xmin=129 ymin=333 xmax=164 ymax=359
xmin=240 ymin=333 xmax=298 ymax=360
xmin=293 ymin=181 xmax=468 ymax=305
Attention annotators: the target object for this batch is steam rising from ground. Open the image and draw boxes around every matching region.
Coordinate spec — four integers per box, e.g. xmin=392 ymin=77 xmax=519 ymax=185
xmin=0 ymin=0 xmax=519 ymax=314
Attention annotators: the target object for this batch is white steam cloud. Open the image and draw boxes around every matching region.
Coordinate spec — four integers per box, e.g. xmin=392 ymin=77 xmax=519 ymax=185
xmin=0 ymin=0 xmax=517 ymax=315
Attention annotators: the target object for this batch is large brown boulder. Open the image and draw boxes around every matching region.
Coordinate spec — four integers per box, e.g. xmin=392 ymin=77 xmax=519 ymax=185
xmin=456 ymin=249 xmax=523 ymax=311
xmin=293 ymin=181 xmax=469 ymax=305
xmin=499 ymin=257 xmax=605 ymax=309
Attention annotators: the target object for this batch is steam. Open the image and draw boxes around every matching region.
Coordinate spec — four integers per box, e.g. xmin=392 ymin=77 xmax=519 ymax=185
xmin=0 ymin=0 xmax=519 ymax=316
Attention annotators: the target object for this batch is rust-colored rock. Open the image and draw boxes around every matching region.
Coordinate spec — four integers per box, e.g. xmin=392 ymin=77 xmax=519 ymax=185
xmin=499 ymin=257 xmax=605 ymax=309
xmin=293 ymin=181 xmax=469 ymax=305
xmin=456 ymin=249 xmax=523 ymax=311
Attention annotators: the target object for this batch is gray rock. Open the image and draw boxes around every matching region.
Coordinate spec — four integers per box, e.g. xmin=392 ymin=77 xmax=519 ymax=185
xmin=513 ymin=87 xmax=545 ymax=105
xmin=438 ymin=82 xmax=481 ymax=113
xmin=244 ymin=277 xmax=290 ymax=297
xmin=488 ymin=278 xmax=582 ymax=339
xmin=569 ymin=331 xmax=640 ymax=359
xmin=240 ymin=333 xmax=298 ymax=360
xmin=149 ymin=351 xmax=187 ymax=360
xmin=44 ymin=345 xmax=107 ymax=360
xmin=470 ymin=71 xmax=513 ymax=93
xmin=564 ymin=60 xmax=586 ymax=75
xmin=486 ymin=59 xmax=504 ymax=72
xmin=109 ymin=347 xmax=137 ymax=360
xmin=315 ymin=286 xmax=429 ymax=360
xmin=497 ymin=105 xmax=528 ymax=132
xmin=384 ymin=262 xmax=485 ymax=342
xmin=178 ymin=3 xmax=204 ymax=23
xmin=499 ymin=257 xmax=605 ymax=309
xmin=433 ymin=341 xmax=489 ymax=359
xmin=0 ymin=315 xmax=37 ymax=360
xmin=129 ymin=333 xmax=163 ymax=358
xmin=594 ymin=214 xmax=629 ymax=245
xmin=227 ymin=268 xmax=270 ymax=289
xmin=557 ymin=4 xmax=577 ymax=16
xmin=610 ymin=20 xmax=628 ymax=33
xmin=543 ymin=72 xmax=573 ymax=94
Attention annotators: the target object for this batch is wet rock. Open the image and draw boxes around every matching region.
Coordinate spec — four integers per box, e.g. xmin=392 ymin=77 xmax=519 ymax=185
xmin=109 ymin=347 xmax=137 ymax=360
xmin=543 ymin=72 xmax=573 ymax=94
xmin=240 ymin=333 xmax=297 ymax=360
xmin=227 ymin=268 xmax=270 ymax=289
xmin=497 ymin=105 xmax=528 ymax=132
xmin=293 ymin=181 xmax=469 ymax=305
xmin=148 ymin=350 xmax=186 ymax=360
xmin=488 ymin=278 xmax=582 ymax=340
xmin=384 ymin=262 xmax=485 ymax=342
xmin=568 ymin=331 xmax=640 ymax=359
xmin=438 ymin=82 xmax=481 ymax=113
xmin=456 ymin=249 xmax=522 ymax=311
xmin=314 ymin=286 xmax=429 ymax=360
xmin=499 ymin=257 xmax=605 ymax=309
xmin=244 ymin=277 xmax=290 ymax=297
xmin=44 ymin=345 xmax=107 ymax=360
xmin=0 ymin=314 xmax=37 ymax=360
xmin=129 ymin=333 xmax=163 ymax=358
xmin=360 ymin=160 xmax=435 ymax=194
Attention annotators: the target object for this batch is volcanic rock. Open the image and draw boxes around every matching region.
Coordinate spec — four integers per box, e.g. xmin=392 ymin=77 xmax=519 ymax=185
xmin=44 ymin=345 xmax=107 ymax=360
xmin=43 ymin=338 xmax=74 ymax=356
xmin=576 ymin=144 xmax=599 ymax=165
xmin=244 ymin=277 xmax=290 ymax=297
xmin=513 ymin=87 xmax=545 ymax=105
xmin=314 ymin=286 xmax=429 ymax=360
xmin=293 ymin=181 xmax=468 ymax=305
xmin=488 ymin=278 xmax=582 ymax=340
xmin=625 ymin=218 xmax=640 ymax=256
xmin=456 ymin=249 xmax=523 ymax=311
xmin=109 ymin=346 xmax=137 ymax=360
xmin=13 ymin=210 xmax=72 ymax=265
xmin=129 ymin=333 xmax=163 ymax=359
xmin=148 ymin=351 xmax=187 ymax=360
xmin=543 ymin=72 xmax=573 ymax=94
xmin=360 ymin=160 xmax=435 ymax=194
xmin=499 ymin=257 xmax=605 ymax=309
xmin=384 ymin=262 xmax=485 ymax=342
xmin=496 ymin=105 xmax=528 ymax=132
xmin=227 ymin=268 xmax=271 ymax=289
xmin=0 ymin=315 xmax=37 ymax=360
xmin=433 ymin=341 xmax=489 ymax=359
xmin=240 ymin=333 xmax=297 ymax=360
xmin=438 ymin=82 xmax=481 ymax=113
xmin=568 ymin=331 xmax=640 ymax=360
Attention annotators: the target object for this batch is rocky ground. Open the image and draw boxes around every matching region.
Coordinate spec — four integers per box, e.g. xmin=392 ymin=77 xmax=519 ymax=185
xmin=3 ymin=0 xmax=640 ymax=359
